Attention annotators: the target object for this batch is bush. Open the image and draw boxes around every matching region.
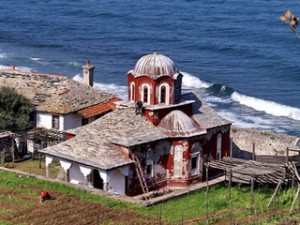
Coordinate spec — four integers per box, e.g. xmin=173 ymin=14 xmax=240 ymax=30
xmin=0 ymin=87 xmax=35 ymax=131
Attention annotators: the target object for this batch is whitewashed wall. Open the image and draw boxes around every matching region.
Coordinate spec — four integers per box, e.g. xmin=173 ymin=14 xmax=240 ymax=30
xmin=36 ymin=112 xmax=53 ymax=129
xmin=69 ymin=163 xmax=86 ymax=185
xmin=108 ymin=166 xmax=129 ymax=195
xmin=36 ymin=112 xmax=83 ymax=131
xmin=67 ymin=161 xmax=128 ymax=195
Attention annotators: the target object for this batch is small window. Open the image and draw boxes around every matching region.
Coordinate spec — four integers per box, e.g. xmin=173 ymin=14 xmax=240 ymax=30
xmin=191 ymin=156 xmax=197 ymax=170
xmin=130 ymin=83 xmax=135 ymax=101
xmin=143 ymin=86 xmax=148 ymax=103
xmin=160 ymin=86 xmax=166 ymax=103
xmin=146 ymin=164 xmax=152 ymax=177
xmin=52 ymin=115 xmax=59 ymax=129
xmin=190 ymin=153 xmax=199 ymax=175
xmin=146 ymin=158 xmax=153 ymax=178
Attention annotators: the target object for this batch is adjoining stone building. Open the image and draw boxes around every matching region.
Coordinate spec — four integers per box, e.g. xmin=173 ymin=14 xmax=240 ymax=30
xmin=0 ymin=61 xmax=119 ymax=131
xmin=0 ymin=61 xmax=118 ymax=160
xmin=40 ymin=53 xmax=232 ymax=196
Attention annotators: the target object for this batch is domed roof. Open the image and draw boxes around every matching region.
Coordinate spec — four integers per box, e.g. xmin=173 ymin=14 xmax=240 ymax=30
xmin=158 ymin=110 xmax=205 ymax=137
xmin=132 ymin=52 xmax=178 ymax=79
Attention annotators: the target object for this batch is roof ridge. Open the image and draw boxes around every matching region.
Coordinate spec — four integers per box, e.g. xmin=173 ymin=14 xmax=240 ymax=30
xmin=0 ymin=69 xmax=66 ymax=79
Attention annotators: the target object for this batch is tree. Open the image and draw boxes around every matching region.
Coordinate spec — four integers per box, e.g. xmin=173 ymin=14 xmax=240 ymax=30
xmin=0 ymin=87 xmax=35 ymax=131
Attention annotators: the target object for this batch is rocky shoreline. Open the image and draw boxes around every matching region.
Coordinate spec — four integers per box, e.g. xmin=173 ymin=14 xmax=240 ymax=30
xmin=231 ymin=127 xmax=299 ymax=158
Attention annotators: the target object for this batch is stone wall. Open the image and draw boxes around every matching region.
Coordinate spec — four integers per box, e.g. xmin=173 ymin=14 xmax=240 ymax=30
xmin=231 ymin=127 xmax=299 ymax=159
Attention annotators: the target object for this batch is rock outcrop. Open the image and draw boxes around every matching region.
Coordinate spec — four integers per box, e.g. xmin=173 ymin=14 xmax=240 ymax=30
xmin=231 ymin=127 xmax=299 ymax=159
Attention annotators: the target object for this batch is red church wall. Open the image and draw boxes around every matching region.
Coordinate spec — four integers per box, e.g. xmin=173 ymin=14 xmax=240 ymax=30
xmin=127 ymin=73 xmax=176 ymax=105
xmin=201 ymin=126 xmax=231 ymax=180
xmin=126 ymin=126 xmax=231 ymax=196
xmin=144 ymin=102 xmax=194 ymax=126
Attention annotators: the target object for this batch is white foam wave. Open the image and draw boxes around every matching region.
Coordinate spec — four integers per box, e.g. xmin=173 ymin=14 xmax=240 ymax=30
xmin=231 ymin=91 xmax=300 ymax=121
xmin=16 ymin=66 xmax=32 ymax=72
xmin=72 ymin=74 xmax=127 ymax=100
xmin=218 ymin=110 xmax=286 ymax=133
xmin=203 ymin=95 xmax=232 ymax=104
xmin=30 ymin=57 xmax=41 ymax=61
xmin=68 ymin=62 xmax=81 ymax=68
xmin=0 ymin=65 xmax=12 ymax=70
xmin=0 ymin=53 xmax=7 ymax=59
xmin=181 ymin=71 xmax=211 ymax=89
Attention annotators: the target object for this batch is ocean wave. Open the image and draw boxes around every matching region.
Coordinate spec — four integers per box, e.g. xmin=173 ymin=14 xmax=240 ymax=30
xmin=231 ymin=91 xmax=300 ymax=121
xmin=68 ymin=62 xmax=82 ymax=69
xmin=0 ymin=53 xmax=7 ymax=59
xmin=72 ymin=74 xmax=127 ymax=100
xmin=16 ymin=66 xmax=32 ymax=72
xmin=218 ymin=110 xmax=287 ymax=133
xmin=30 ymin=57 xmax=41 ymax=61
xmin=181 ymin=71 xmax=211 ymax=89
xmin=0 ymin=65 xmax=11 ymax=70
xmin=203 ymin=95 xmax=232 ymax=104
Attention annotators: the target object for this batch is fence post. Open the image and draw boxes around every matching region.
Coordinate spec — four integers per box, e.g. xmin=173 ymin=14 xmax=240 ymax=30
xmin=228 ymin=168 xmax=233 ymax=225
xmin=250 ymin=173 xmax=255 ymax=213
xmin=206 ymin=164 xmax=209 ymax=225
xmin=252 ymin=143 xmax=256 ymax=161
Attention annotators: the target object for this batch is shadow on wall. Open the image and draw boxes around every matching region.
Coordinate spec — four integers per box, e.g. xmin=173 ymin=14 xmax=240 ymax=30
xmin=232 ymin=141 xmax=253 ymax=160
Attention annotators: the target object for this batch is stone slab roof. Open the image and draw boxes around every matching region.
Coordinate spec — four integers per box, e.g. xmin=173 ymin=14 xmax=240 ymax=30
xmin=40 ymin=92 xmax=231 ymax=170
xmin=182 ymin=92 xmax=232 ymax=129
xmin=0 ymin=70 xmax=117 ymax=114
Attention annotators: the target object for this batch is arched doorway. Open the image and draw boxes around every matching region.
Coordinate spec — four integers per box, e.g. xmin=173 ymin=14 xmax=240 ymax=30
xmin=91 ymin=169 xmax=103 ymax=189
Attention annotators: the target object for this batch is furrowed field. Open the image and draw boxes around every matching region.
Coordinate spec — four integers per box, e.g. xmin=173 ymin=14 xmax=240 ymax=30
xmin=0 ymin=160 xmax=299 ymax=225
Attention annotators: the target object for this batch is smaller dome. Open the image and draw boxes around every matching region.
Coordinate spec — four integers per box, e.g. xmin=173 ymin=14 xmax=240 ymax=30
xmin=132 ymin=52 xmax=177 ymax=78
xmin=159 ymin=110 xmax=205 ymax=137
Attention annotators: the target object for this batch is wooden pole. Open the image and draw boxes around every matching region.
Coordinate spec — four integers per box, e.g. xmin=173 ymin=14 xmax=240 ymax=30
xmin=290 ymin=185 xmax=300 ymax=213
xmin=229 ymin=168 xmax=233 ymax=225
xmin=267 ymin=180 xmax=282 ymax=209
xmin=205 ymin=164 xmax=209 ymax=225
xmin=230 ymin=138 xmax=233 ymax=160
xmin=252 ymin=143 xmax=255 ymax=161
xmin=250 ymin=173 xmax=255 ymax=213
xmin=11 ymin=134 xmax=15 ymax=167
xmin=39 ymin=153 xmax=42 ymax=169
xmin=286 ymin=147 xmax=289 ymax=164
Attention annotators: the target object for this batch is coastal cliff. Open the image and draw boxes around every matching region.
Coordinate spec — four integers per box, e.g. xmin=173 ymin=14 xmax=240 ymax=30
xmin=231 ymin=127 xmax=299 ymax=159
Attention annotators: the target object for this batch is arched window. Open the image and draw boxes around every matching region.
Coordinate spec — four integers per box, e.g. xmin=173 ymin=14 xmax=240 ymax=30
xmin=160 ymin=86 xmax=166 ymax=103
xmin=143 ymin=86 xmax=148 ymax=103
xmin=190 ymin=142 xmax=202 ymax=176
xmin=130 ymin=82 xmax=135 ymax=101
xmin=217 ymin=133 xmax=222 ymax=160
xmin=158 ymin=83 xmax=169 ymax=105
xmin=141 ymin=84 xmax=151 ymax=105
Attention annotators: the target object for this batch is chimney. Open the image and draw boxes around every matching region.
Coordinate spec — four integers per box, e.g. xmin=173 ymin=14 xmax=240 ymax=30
xmin=82 ymin=59 xmax=95 ymax=87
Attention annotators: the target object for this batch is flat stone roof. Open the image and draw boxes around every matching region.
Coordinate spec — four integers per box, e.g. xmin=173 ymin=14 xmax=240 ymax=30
xmin=40 ymin=92 xmax=231 ymax=170
xmin=0 ymin=70 xmax=117 ymax=114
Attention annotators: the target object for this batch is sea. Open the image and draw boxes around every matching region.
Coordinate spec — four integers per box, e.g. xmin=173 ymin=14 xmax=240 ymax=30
xmin=1 ymin=0 xmax=300 ymax=136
